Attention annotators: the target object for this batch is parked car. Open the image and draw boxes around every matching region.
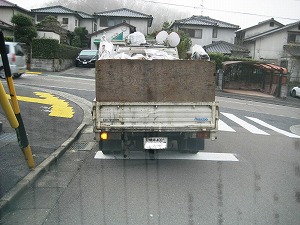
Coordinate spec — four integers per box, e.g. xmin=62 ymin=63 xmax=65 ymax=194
xmin=290 ymin=85 xmax=300 ymax=97
xmin=75 ymin=50 xmax=98 ymax=67
xmin=0 ymin=42 xmax=26 ymax=78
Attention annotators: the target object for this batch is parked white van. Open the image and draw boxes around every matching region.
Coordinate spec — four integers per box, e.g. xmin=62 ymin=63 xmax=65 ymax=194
xmin=0 ymin=42 xmax=26 ymax=78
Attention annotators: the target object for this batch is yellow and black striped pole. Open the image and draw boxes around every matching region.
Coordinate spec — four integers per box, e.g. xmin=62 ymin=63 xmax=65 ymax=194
xmin=0 ymin=31 xmax=35 ymax=169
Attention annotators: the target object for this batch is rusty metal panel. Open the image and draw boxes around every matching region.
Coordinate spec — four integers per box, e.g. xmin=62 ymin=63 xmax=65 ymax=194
xmin=95 ymin=59 xmax=216 ymax=102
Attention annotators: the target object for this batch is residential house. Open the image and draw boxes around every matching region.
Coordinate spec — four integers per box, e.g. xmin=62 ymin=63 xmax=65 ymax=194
xmin=236 ymin=19 xmax=300 ymax=82
xmin=235 ymin=18 xmax=284 ymax=45
xmin=89 ymin=22 xmax=136 ymax=50
xmin=31 ymin=5 xmax=96 ymax=34
xmin=94 ymin=8 xmax=153 ymax=36
xmin=0 ymin=19 xmax=13 ymax=36
xmin=170 ymin=15 xmax=240 ymax=47
xmin=0 ymin=0 xmax=32 ymax=37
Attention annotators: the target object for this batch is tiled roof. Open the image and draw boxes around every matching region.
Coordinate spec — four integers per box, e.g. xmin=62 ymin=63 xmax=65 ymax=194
xmin=31 ymin=5 xmax=94 ymax=19
xmin=244 ymin=21 xmax=300 ymax=41
xmin=89 ymin=22 xmax=136 ymax=37
xmin=95 ymin=8 xmax=153 ymax=19
xmin=204 ymin=41 xmax=249 ymax=54
xmin=284 ymin=45 xmax=300 ymax=57
xmin=172 ymin=15 xmax=240 ymax=29
xmin=237 ymin=18 xmax=284 ymax=32
xmin=31 ymin=5 xmax=75 ymax=14
xmin=77 ymin=11 xmax=94 ymax=19
xmin=0 ymin=0 xmax=30 ymax=12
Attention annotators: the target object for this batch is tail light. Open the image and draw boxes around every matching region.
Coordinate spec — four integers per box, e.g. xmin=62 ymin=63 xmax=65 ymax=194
xmin=100 ymin=132 xmax=108 ymax=140
xmin=11 ymin=53 xmax=16 ymax=63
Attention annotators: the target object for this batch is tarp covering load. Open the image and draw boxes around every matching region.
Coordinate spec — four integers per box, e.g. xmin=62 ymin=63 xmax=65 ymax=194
xmin=95 ymin=60 xmax=216 ymax=102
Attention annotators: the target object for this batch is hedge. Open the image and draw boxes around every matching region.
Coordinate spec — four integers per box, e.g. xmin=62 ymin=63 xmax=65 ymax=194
xmin=32 ymin=38 xmax=81 ymax=59
xmin=209 ymin=52 xmax=254 ymax=70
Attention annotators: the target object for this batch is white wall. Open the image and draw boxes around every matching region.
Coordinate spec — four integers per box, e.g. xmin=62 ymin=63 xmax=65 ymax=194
xmin=0 ymin=8 xmax=30 ymax=25
xmin=37 ymin=31 xmax=60 ymax=43
xmin=80 ymin=19 xmax=95 ymax=34
xmin=213 ymin=28 xmax=236 ymax=44
xmin=244 ymin=23 xmax=282 ymax=39
xmin=56 ymin=15 xmax=78 ymax=31
xmin=250 ymin=31 xmax=286 ymax=60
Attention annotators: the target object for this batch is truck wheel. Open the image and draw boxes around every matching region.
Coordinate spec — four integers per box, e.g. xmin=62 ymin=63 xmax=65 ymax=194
xmin=179 ymin=138 xmax=204 ymax=153
xmin=99 ymin=140 xmax=122 ymax=155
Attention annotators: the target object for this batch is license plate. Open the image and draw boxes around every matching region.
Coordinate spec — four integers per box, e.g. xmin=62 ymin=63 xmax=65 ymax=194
xmin=144 ymin=137 xmax=168 ymax=149
xmin=83 ymin=62 xmax=87 ymax=64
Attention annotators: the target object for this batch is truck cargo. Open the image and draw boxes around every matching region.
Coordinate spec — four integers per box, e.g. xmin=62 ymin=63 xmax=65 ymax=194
xmin=92 ymin=45 xmax=219 ymax=155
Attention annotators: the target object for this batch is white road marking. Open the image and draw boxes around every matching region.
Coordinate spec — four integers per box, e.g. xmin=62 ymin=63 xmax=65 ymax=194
xmin=94 ymin=151 xmax=239 ymax=161
xmin=246 ymin=117 xmax=300 ymax=138
xmin=221 ymin=112 xmax=270 ymax=135
xmin=218 ymin=119 xmax=236 ymax=132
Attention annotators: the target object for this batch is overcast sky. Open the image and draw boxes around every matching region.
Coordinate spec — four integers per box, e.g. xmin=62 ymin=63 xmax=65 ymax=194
xmin=8 ymin=0 xmax=300 ymax=29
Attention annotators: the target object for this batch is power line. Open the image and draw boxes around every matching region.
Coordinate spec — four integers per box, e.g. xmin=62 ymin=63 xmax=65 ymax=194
xmin=143 ymin=0 xmax=300 ymax=21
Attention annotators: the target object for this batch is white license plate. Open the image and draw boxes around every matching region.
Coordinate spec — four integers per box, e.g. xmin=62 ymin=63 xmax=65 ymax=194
xmin=83 ymin=62 xmax=87 ymax=64
xmin=144 ymin=137 xmax=168 ymax=149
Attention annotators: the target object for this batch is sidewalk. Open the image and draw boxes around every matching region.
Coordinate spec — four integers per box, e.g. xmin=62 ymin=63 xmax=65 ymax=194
xmin=223 ymin=89 xmax=275 ymax=98
xmin=0 ymin=87 xmax=92 ymax=214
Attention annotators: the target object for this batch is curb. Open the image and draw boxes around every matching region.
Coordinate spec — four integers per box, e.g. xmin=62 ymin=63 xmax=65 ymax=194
xmin=0 ymin=122 xmax=87 ymax=214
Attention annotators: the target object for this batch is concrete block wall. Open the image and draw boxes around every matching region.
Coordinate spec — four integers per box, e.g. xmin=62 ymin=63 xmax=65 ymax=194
xmin=31 ymin=58 xmax=75 ymax=72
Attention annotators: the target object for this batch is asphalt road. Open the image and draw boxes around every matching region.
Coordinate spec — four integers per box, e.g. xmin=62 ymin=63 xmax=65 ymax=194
xmin=0 ymin=68 xmax=300 ymax=225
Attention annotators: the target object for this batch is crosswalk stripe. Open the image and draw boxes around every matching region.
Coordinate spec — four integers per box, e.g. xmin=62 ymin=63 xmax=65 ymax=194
xmin=246 ymin=117 xmax=300 ymax=138
xmin=221 ymin=112 xmax=270 ymax=135
xmin=218 ymin=119 xmax=236 ymax=132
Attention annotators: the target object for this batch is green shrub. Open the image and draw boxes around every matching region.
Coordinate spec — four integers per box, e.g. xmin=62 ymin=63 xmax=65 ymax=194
xmin=209 ymin=53 xmax=255 ymax=70
xmin=4 ymin=36 xmax=14 ymax=42
xmin=32 ymin=38 xmax=81 ymax=59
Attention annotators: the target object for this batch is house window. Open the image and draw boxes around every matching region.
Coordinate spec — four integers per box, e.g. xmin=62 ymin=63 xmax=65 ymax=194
xmin=181 ymin=28 xmax=202 ymax=39
xmin=213 ymin=28 xmax=218 ymax=38
xmin=62 ymin=18 xmax=69 ymax=25
xmin=94 ymin=23 xmax=97 ymax=32
xmin=287 ymin=32 xmax=300 ymax=43
xmin=270 ymin=22 xmax=274 ymax=27
xmin=75 ymin=20 xmax=78 ymax=27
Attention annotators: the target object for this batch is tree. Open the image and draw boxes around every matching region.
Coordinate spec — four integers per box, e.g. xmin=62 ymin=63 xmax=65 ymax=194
xmin=72 ymin=27 xmax=88 ymax=48
xmin=162 ymin=21 xmax=172 ymax=32
xmin=176 ymin=30 xmax=192 ymax=59
xmin=11 ymin=13 xmax=37 ymax=65
xmin=11 ymin=13 xmax=37 ymax=45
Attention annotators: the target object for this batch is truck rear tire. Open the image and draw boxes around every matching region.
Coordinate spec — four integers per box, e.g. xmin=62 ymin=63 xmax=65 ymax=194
xmin=179 ymin=138 xmax=204 ymax=153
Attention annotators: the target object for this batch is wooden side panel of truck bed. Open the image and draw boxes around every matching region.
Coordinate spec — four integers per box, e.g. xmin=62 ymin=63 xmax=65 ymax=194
xmin=95 ymin=59 xmax=216 ymax=102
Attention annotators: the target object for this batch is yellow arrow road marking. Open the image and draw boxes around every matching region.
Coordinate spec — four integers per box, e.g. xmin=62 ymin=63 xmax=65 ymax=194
xmin=7 ymin=92 xmax=75 ymax=118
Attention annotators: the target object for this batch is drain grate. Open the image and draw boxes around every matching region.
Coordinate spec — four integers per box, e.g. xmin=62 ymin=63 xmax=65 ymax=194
xmin=69 ymin=142 xmax=95 ymax=151
xmin=0 ymin=133 xmax=17 ymax=142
